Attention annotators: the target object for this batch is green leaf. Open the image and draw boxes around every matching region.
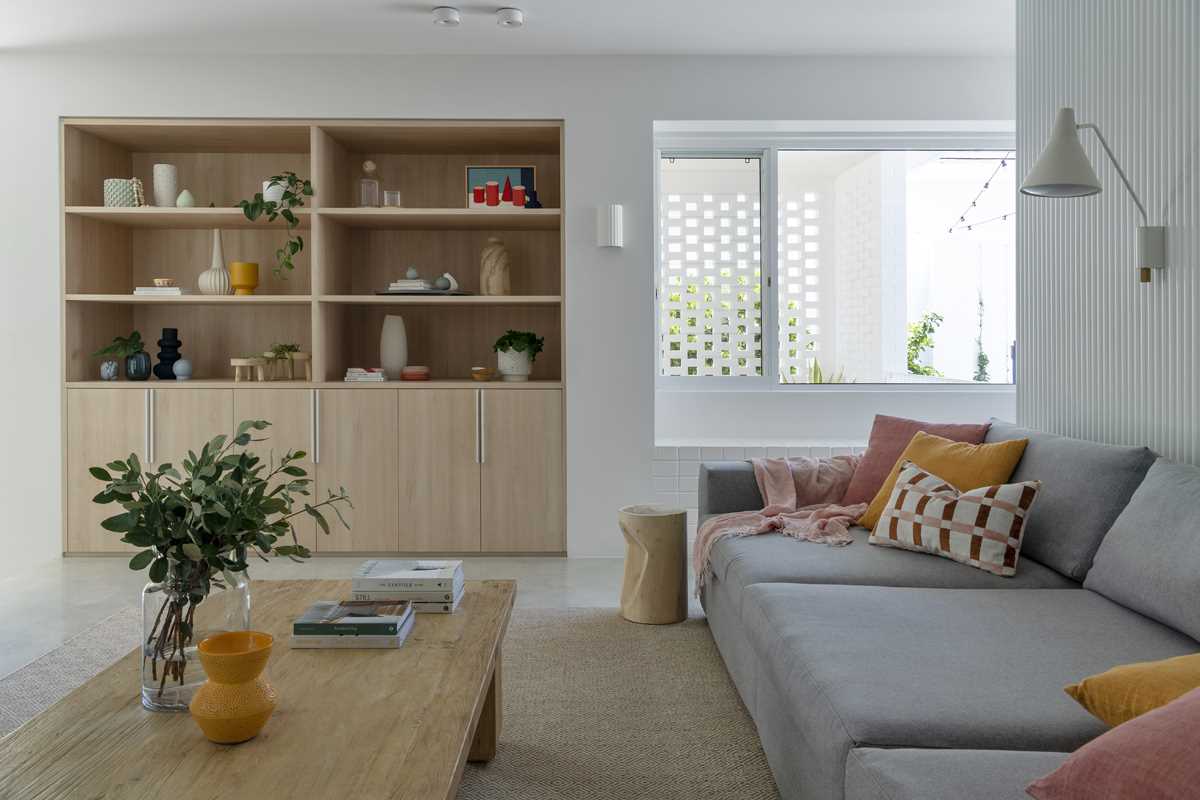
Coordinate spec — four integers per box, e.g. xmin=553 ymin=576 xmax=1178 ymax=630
xmin=281 ymin=466 xmax=306 ymax=477
xmin=89 ymin=466 xmax=112 ymax=482
xmin=148 ymin=557 xmax=168 ymax=583
xmin=128 ymin=549 xmax=155 ymax=571
xmin=92 ymin=490 xmax=116 ymax=504
xmin=304 ymin=504 xmax=331 ymax=536
xmin=100 ymin=511 xmax=136 ymax=533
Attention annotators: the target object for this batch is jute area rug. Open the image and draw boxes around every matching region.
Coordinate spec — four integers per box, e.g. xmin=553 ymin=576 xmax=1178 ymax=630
xmin=0 ymin=606 xmax=779 ymax=799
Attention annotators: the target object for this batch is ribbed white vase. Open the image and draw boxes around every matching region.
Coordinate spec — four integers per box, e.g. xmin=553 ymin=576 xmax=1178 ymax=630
xmin=152 ymin=164 xmax=178 ymax=208
xmin=198 ymin=229 xmax=232 ymax=296
xmin=380 ymin=315 xmax=408 ymax=380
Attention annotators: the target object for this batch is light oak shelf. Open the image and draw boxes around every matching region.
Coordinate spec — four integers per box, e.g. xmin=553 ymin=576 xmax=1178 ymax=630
xmin=320 ymin=294 xmax=560 ymax=305
xmin=318 ymin=207 xmax=560 ymax=230
xmin=65 ymin=379 xmax=562 ymax=390
xmin=65 ymin=206 xmax=312 ymax=229
xmin=66 ymin=294 xmax=312 ymax=304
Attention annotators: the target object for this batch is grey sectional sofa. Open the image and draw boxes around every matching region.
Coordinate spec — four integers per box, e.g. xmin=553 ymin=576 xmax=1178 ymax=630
xmin=698 ymin=420 xmax=1197 ymax=800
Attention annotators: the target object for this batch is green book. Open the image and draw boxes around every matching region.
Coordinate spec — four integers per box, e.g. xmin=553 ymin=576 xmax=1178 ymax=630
xmin=292 ymin=600 xmax=413 ymax=637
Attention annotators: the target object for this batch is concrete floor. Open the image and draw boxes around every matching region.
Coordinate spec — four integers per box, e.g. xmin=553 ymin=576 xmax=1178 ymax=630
xmin=0 ymin=556 xmax=647 ymax=681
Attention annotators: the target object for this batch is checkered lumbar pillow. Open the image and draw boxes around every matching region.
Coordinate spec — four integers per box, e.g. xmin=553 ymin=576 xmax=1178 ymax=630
xmin=869 ymin=460 xmax=1041 ymax=576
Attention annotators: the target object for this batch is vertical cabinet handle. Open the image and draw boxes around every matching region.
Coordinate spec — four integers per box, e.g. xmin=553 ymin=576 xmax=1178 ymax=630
xmin=313 ymin=389 xmax=321 ymax=464
xmin=144 ymin=388 xmax=152 ymax=462
xmin=479 ymin=389 xmax=486 ymax=465
xmin=474 ymin=389 xmax=481 ymax=465
xmin=149 ymin=389 xmax=155 ymax=464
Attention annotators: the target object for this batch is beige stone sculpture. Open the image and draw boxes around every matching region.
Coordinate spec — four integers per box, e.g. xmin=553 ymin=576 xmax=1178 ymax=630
xmin=618 ymin=505 xmax=688 ymax=624
xmin=480 ymin=237 xmax=512 ymax=296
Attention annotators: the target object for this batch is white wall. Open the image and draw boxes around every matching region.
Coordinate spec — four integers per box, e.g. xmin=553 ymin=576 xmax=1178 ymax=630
xmin=1016 ymin=1 xmax=1200 ymax=462
xmin=0 ymin=52 xmax=1014 ymax=565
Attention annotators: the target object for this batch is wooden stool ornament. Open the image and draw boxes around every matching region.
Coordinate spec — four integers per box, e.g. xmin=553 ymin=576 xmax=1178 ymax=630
xmin=618 ymin=504 xmax=688 ymax=624
xmin=231 ymin=357 xmax=268 ymax=382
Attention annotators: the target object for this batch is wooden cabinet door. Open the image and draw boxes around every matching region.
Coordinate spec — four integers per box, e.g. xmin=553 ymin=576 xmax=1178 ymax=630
xmin=481 ymin=389 xmax=564 ymax=552
xmin=65 ymin=388 xmax=148 ymax=553
xmin=233 ymin=389 xmax=317 ymax=553
xmin=151 ymin=389 xmax=233 ymax=471
xmin=315 ymin=389 xmax=399 ymax=552
xmin=397 ymin=389 xmax=481 ymax=552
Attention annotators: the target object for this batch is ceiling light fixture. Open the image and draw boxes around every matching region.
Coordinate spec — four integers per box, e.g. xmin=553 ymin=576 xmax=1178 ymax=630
xmin=432 ymin=6 xmax=461 ymax=26
xmin=497 ymin=7 xmax=524 ymax=28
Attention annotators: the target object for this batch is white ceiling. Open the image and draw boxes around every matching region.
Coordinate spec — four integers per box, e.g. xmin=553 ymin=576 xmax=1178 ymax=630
xmin=3 ymin=0 xmax=1014 ymax=56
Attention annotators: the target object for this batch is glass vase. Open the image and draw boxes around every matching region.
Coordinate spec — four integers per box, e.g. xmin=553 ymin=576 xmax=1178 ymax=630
xmin=140 ymin=569 xmax=251 ymax=711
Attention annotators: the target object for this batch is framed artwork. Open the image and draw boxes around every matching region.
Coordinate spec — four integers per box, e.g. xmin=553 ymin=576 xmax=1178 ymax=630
xmin=465 ymin=165 xmax=537 ymax=209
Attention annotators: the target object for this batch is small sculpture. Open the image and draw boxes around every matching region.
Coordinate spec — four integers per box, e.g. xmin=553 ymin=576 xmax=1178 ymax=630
xmin=153 ymin=328 xmax=182 ymax=380
xmin=175 ymin=189 xmax=195 ymax=208
xmin=434 ymin=275 xmax=450 ymax=290
xmin=406 ymin=266 xmax=420 ymax=280
xmin=443 ymin=272 xmax=459 ymax=291
xmin=480 ymin=237 xmax=511 ymax=296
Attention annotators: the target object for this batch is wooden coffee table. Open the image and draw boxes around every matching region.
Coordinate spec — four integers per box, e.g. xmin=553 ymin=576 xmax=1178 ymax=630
xmin=0 ymin=579 xmax=515 ymax=800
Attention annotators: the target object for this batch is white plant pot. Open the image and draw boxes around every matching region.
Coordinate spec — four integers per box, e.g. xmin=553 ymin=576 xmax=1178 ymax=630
xmin=152 ymin=164 xmax=178 ymax=207
xmin=497 ymin=348 xmax=533 ymax=382
xmin=262 ymin=180 xmax=285 ymax=204
xmin=380 ymin=315 xmax=408 ymax=380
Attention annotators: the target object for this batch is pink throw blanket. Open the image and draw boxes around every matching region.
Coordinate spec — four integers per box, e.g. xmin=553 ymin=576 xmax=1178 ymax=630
xmin=693 ymin=455 xmax=867 ymax=591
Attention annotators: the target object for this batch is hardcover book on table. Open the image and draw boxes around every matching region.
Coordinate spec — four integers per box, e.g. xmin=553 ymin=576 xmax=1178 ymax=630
xmin=290 ymin=614 xmax=416 ymax=649
xmin=292 ymin=599 xmax=413 ymax=637
xmin=352 ymin=560 xmax=465 ymax=593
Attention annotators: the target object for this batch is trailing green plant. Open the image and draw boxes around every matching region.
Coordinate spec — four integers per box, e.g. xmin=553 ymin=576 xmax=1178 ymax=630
xmin=492 ymin=330 xmax=544 ymax=361
xmin=906 ymin=312 xmax=944 ymax=377
xmin=90 ymin=419 xmax=351 ymax=698
xmin=92 ymin=330 xmax=145 ymax=359
xmin=973 ymin=293 xmax=990 ymax=382
xmin=237 ymin=172 xmax=313 ymax=277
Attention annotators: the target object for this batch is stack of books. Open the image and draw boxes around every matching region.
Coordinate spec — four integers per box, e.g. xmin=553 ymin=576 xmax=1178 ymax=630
xmin=133 ymin=286 xmax=191 ymax=296
xmin=290 ymin=600 xmax=415 ymax=649
xmin=385 ymin=278 xmax=433 ymax=292
xmin=351 ymin=560 xmax=465 ymax=613
xmin=344 ymin=367 xmax=387 ymax=383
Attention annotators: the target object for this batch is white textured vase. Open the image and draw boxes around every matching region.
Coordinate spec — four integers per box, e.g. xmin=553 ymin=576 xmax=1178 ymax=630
xmin=152 ymin=164 xmax=178 ymax=207
xmin=198 ymin=229 xmax=232 ymax=296
xmin=497 ymin=348 xmax=532 ymax=382
xmin=380 ymin=315 xmax=408 ymax=380
xmin=262 ymin=180 xmax=285 ymax=204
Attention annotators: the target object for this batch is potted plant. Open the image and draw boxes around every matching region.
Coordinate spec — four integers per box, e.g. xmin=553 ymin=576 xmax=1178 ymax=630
xmin=492 ymin=329 xmax=544 ymax=382
xmin=263 ymin=342 xmax=305 ymax=380
xmin=90 ymin=419 xmax=351 ymax=710
xmin=237 ymin=172 xmax=313 ymax=277
xmin=93 ymin=330 xmax=150 ymax=381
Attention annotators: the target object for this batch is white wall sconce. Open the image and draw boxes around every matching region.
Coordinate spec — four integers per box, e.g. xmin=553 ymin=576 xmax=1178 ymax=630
xmin=597 ymin=204 xmax=624 ymax=248
xmin=1020 ymin=107 xmax=1165 ymax=283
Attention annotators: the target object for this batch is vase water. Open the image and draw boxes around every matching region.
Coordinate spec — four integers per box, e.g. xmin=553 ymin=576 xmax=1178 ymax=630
xmin=380 ymin=315 xmax=408 ymax=380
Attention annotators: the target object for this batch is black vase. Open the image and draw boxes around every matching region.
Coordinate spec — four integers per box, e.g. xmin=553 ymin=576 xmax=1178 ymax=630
xmin=153 ymin=328 xmax=182 ymax=380
xmin=524 ymin=189 xmax=543 ymax=209
xmin=126 ymin=351 xmax=152 ymax=381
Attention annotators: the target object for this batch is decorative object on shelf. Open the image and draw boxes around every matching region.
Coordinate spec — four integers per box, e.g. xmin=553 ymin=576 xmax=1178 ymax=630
xmin=597 ymin=203 xmax=624 ymax=247
xmin=237 ymin=172 xmax=313 ymax=277
xmin=93 ymin=330 xmax=147 ymax=381
xmin=480 ymin=237 xmax=512 ymax=296
xmin=359 ymin=160 xmax=380 ymax=208
xmin=199 ymin=229 xmax=232 ymax=296
xmin=385 ymin=276 xmax=434 ymax=292
xmin=434 ymin=275 xmax=450 ymax=290
xmin=383 ymin=190 xmax=403 ymax=207
xmin=189 ymin=630 xmax=278 ymax=744
xmin=99 ymin=360 xmax=119 ymax=381
xmin=175 ymin=189 xmax=195 ymax=208
xmin=153 ymin=327 xmax=182 ymax=380
xmin=466 ymin=165 xmax=536 ymax=209
xmin=380 ymin=315 xmax=409 ymax=380
xmin=152 ymin=163 xmax=178 ymax=207
xmin=405 ymin=266 xmax=420 ymax=280
xmin=261 ymin=180 xmax=285 ymax=204
xmin=263 ymin=343 xmax=311 ymax=381
xmin=524 ymin=188 xmax=543 ymax=209
xmin=471 ymin=366 xmax=494 ymax=382
xmin=493 ymin=329 xmax=544 ymax=382
xmin=443 ymin=272 xmax=460 ymax=291
xmin=103 ymin=178 xmax=143 ymax=208
xmin=152 ymin=277 xmax=176 ymax=288
xmin=88 ymin=419 xmax=352 ymax=710
xmin=344 ymin=367 xmax=386 ymax=382
xmin=230 ymin=261 xmax=260 ymax=295
xmin=172 ymin=358 xmax=193 ymax=381
xmin=400 ymin=365 xmax=430 ymax=382
xmin=231 ymin=357 xmax=269 ymax=382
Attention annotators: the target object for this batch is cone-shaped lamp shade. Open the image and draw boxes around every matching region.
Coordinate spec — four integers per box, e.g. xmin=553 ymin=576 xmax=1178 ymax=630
xmin=1020 ymin=108 xmax=1102 ymax=197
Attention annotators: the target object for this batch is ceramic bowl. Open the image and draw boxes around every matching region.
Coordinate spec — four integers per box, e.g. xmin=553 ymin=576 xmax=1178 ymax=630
xmin=471 ymin=367 xmax=495 ymax=382
xmin=153 ymin=277 xmax=176 ymax=287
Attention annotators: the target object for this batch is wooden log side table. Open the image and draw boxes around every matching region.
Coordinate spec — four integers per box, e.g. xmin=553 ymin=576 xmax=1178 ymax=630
xmin=618 ymin=504 xmax=688 ymax=624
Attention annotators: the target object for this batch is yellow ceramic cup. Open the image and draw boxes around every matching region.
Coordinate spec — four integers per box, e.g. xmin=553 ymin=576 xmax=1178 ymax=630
xmin=189 ymin=630 xmax=277 ymax=744
xmin=229 ymin=261 xmax=259 ymax=296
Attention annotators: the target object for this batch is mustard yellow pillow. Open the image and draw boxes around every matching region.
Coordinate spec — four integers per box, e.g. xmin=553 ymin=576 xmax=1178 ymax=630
xmin=1066 ymin=653 xmax=1200 ymax=726
xmin=858 ymin=431 xmax=1028 ymax=530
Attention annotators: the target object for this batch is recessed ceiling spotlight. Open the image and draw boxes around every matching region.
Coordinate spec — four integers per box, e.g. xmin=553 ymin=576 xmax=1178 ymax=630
xmin=496 ymin=7 xmax=524 ymax=27
xmin=432 ymin=6 xmax=461 ymax=26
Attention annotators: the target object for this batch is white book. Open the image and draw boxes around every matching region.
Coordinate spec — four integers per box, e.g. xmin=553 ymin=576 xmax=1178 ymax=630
xmin=351 ymin=587 xmax=458 ymax=603
xmin=289 ymin=614 xmax=415 ymax=649
xmin=133 ymin=287 xmax=189 ymax=295
xmin=411 ymin=584 xmax=465 ymax=614
xmin=352 ymin=559 xmax=465 ymax=592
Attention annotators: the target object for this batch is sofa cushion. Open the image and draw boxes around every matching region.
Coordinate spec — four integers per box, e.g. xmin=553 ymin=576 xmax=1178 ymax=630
xmin=699 ymin=462 xmax=764 ymax=520
xmin=985 ymin=419 xmax=1156 ymax=581
xmin=842 ymin=415 xmax=990 ymax=506
xmin=845 ymin=748 xmax=1067 ymax=800
xmin=1065 ymin=651 xmax=1200 ymax=727
xmin=740 ymin=584 xmax=1198 ymax=800
xmin=1084 ymin=459 xmax=1200 ymax=641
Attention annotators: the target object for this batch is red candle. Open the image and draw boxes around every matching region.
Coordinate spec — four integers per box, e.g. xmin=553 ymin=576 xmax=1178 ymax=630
xmin=513 ymin=185 xmax=526 ymax=206
xmin=485 ymin=181 xmax=500 ymax=206
xmin=472 ymin=185 xmax=485 ymax=204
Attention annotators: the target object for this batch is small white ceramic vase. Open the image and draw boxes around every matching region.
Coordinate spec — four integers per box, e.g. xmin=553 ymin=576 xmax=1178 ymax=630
xmin=262 ymin=180 xmax=285 ymax=204
xmin=198 ymin=229 xmax=232 ymax=296
xmin=380 ymin=315 xmax=408 ymax=380
xmin=175 ymin=189 xmax=195 ymax=208
xmin=153 ymin=164 xmax=178 ymax=207
xmin=497 ymin=348 xmax=532 ymax=382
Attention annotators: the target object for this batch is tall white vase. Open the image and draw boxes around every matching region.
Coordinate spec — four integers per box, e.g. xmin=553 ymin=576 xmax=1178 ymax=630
xmin=152 ymin=164 xmax=178 ymax=207
xmin=380 ymin=315 xmax=408 ymax=380
xmin=198 ymin=229 xmax=232 ymax=296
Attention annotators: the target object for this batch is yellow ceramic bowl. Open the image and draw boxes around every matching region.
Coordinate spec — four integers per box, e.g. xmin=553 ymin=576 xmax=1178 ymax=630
xmin=197 ymin=630 xmax=273 ymax=683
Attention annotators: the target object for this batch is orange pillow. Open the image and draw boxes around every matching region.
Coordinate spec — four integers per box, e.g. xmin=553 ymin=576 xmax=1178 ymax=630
xmin=859 ymin=431 xmax=1028 ymax=530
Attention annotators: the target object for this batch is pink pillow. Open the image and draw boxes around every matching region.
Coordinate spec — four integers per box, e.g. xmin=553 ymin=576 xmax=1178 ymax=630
xmin=841 ymin=415 xmax=990 ymax=506
xmin=1026 ymin=686 xmax=1200 ymax=799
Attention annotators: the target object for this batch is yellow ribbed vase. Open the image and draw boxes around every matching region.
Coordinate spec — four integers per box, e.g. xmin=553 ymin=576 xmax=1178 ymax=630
xmin=229 ymin=261 xmax=259 ymax=296
xmin=189 ymin=631 xmax=277 ymax=744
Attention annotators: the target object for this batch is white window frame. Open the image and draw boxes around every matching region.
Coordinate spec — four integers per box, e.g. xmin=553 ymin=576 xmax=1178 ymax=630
xmin=652 ymin=120 xmax=1017 ymax=394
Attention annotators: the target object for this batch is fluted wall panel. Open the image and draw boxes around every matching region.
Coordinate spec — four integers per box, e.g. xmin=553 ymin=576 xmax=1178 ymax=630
xmin=1017 ymin=0 xmax=1200 ymax=464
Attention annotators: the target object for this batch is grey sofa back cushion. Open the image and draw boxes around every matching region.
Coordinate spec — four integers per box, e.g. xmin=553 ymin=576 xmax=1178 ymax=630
xmin=1085 ymin=459 xmax=1200 ymax=641
xmin=985 ymin=419 xmax=1156 ymax=581
xmin=698 ymin=462 xmax=762 ymax=523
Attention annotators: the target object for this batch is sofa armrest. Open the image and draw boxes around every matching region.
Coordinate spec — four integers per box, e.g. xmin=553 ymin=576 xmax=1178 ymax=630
xmin=698 ymin=461 xmax=763 ymax=524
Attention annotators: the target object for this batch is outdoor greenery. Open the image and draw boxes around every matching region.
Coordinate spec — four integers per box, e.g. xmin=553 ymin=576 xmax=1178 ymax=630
xmin=92 ymin=330 xmax=145 ymax=359
xmin=808 ymin=359 xmax=849 ymax=384
xmin=974 ymin=293 xmax=990 ymax=382
xmin=90 ymin=419 xmax=351 ymax=696
xmin=237 ymin=172 xmax=313 ymax=276
xmin=492 ymin=330 xmax=545 ymax=361
xmin=906 ymin=312 xmax=944 ymax=377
